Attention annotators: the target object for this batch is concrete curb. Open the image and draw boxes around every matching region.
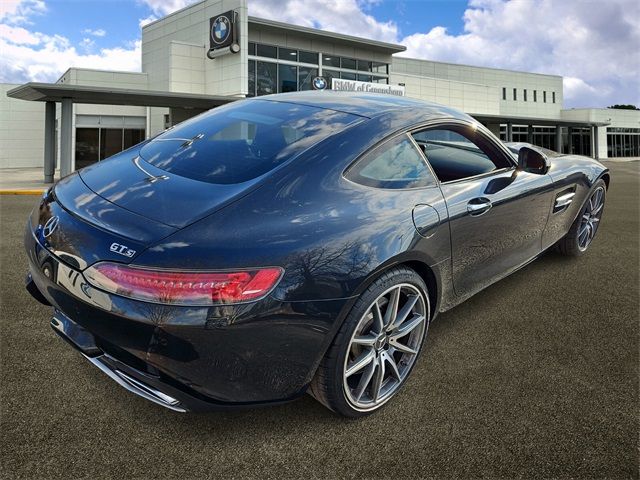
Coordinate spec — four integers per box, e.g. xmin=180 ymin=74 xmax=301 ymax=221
xmin=0 ymin=189 xmax=46 ymax=195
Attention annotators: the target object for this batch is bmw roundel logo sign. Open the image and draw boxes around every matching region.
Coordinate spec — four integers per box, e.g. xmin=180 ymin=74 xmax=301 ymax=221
xmin=209 ymin=10 xmax=236 ymax=51
xmin=312 ymin=76 xmax=327 ymax=90
xmin=211 ymin=15 xmax=231 ymax=45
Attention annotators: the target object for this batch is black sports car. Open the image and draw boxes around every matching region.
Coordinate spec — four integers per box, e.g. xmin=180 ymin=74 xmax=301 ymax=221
xmin=24 ymin=92 xmax=609 ymax=417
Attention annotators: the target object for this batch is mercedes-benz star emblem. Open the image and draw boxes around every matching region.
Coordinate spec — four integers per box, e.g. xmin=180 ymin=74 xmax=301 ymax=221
xmin=211 ymin=15 xmax=230 ymax=44
xmin=43 ymin=216 xmax=60 ymax=238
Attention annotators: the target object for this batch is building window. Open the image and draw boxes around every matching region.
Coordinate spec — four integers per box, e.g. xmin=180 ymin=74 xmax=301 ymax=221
xmin=570 ymin=127 xmax=591 ymax=156
xmin=533 ymin=90 xmax=537 ymax=102
xmin=502 ymin=87 xmax=506 ymax=100
xmin=298 ymin=50 xmax=318 ymax=65
xmin=513 ymin=88 xmax=517 ymax=101
xmin=248 ymin=43 xmax=389 ymax=97
xmin=298 ymin=66 xmax=318 ymax=90
xmin=256 ymin=61 xmax=277 ymax=96
xmin=278 ymin=47 xmax=297 ymax=62
xmin=248 ymin=60 xmax=256 ymax=97
xmin=606 ymin=127 xmax=640 ymax=158
xmin=75 ymin=124 xmax=145 ymax=170
xmin=524 ymin=89 xmax=527 ymax=102
xmin=256 ymin=44 xmax=277 ymax=59
xmin=357 ymin=59 xmax=372 ymax=72
xmin=342 ymin=57 xmax=357 ymax=70
xmin=543 ymin=91 xmax=547 ymax=103
xmin=371 ymin=61 xmax=388 ymax=74
xmin=75 ymin=128 xmax=100 ymax=169
xmin=552 ymin=92 xmax=556 ymax=103
xmin=322 ymin=55 xmax=340 ymax=68
xmin=278 ymin=64 xmax=297 ymax=93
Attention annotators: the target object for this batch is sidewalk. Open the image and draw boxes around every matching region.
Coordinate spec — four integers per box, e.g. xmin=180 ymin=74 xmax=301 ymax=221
xmin=0 ymin=168 xmax=59 ymax=194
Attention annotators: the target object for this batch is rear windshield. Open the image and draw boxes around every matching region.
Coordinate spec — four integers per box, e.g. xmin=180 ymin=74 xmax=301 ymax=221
xmin=140 ymin=99 xmax=361 ymax=184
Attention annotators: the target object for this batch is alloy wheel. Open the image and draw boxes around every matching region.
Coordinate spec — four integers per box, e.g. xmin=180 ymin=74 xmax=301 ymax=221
xmin=578 ymin=186 xmax=605 ymax=251
xmin=342 ymin=283 xmax=428 ymax=411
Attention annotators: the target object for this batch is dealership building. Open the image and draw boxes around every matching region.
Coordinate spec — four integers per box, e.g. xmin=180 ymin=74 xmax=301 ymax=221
xmin=2 ymin=0 xmax=639 ymax=179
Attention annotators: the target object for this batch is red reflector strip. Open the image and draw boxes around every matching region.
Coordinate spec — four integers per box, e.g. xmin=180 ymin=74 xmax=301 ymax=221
xmin=84 ymin=263 xmax=283 ymax=305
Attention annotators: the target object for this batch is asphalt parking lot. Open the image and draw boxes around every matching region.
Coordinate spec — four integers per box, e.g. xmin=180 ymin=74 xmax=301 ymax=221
xmin=1 ymin=162 xmax=638 ymax=479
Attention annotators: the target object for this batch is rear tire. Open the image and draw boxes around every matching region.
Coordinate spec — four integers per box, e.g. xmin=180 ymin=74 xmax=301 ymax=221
xmin=558 ymin=179 xmax=606 ymax=257
xmin=309 ymin=267 xmax=430 ymax=417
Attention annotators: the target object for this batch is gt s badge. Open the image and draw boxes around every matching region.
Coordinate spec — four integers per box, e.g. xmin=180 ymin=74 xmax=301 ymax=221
xmin=110 ymin=242 xmax=136 ymax=258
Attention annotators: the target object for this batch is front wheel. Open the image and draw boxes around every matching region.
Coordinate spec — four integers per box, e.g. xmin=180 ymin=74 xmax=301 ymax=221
xmin=558 ymin=179 xmax=607 ymax=256
xmin=309 ymin=267 xmax=430 ymax=417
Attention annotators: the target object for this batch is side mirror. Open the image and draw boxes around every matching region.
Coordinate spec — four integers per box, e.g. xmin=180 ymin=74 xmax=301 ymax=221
xmin=518 ymin=146 xmax=548 ymax=175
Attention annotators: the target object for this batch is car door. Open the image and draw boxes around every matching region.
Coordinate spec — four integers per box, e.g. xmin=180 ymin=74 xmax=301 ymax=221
xmin=412 ymin=122 xmax=555 ymax=298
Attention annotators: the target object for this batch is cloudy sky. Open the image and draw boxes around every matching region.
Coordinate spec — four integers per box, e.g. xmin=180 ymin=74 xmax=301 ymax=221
xmin=1 ymin=0 xmax=638 ymax=108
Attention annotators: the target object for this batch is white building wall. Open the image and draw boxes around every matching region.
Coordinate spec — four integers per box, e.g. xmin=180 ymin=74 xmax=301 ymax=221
xmin=391 ymin=57 xmax=563 ymax=119
xmin=142 ymin=0 xmax=248 ymax=97
xmin=168 ymin=41 xmax=206 ymax=94
xmin=389 ymin=72 xmax=500 ymax=115
xmin=0 ymin=84 xmax=45 ymax=168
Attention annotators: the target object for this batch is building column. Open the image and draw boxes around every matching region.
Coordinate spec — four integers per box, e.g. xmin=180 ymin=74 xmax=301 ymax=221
xmin=60 ymin=98 xmax=73 ymax=178
xmin=486 ymin=123 xmax=501 ymax=138
xmin=506 ymin=122 xmax=513 ymax=142
xmin=43 ymin=101 xmax=56 ymax=184
xmin=527 ymin=124 xmax=534 ymax=144
xmin=555 ymin=125 xmax=562 ymax=153
xmin=593 ymin=126 xmax=599 ymax=159
xmin=567 ymin=127 xmax=573 ymax=154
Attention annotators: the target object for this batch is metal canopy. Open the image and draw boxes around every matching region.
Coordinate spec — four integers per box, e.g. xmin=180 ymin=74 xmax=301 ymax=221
xmin=6 ymin=82 xmax=238 ymax=109
xmin=248 ymin=16 xmax=406 ymax=55
xmin=472 ymin=113 xmax=610 ymax=128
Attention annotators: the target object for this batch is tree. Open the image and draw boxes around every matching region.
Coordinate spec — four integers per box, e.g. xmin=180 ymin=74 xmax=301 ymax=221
xmin=607 ymin=104 xmax=639 ymax=110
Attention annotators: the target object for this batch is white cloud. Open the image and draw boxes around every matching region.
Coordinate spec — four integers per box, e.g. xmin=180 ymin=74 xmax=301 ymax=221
xmin=0 ymin=25 xmax=141 ymax=83
xmin=249 ymin=0 xmax=398 ymax=43
xmin=139 ymin=0 xmax=196 ymax=16
xmin=398 ymin=0 xmax=640 ymax=107
xmin=79 ymin=37 xmax=95 ymax=51
xmin=0 ymin=1 xmax=139 ymax=83
xmin=248 ymin=0 xmax=639 ymax=107
xmin=0 ymin=0 xmax=45 ymax=24
xmin=0 ymin=23 xmax=41 ymax=44
xmin=139 ymin=14 xmax=158 ymax=28
xmin=82 ymin=28 xmax=106 ymax=37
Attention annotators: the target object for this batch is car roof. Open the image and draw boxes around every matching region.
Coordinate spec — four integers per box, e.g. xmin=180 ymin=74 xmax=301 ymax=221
xmin=256 ymin=91 xmax=473 ymax=123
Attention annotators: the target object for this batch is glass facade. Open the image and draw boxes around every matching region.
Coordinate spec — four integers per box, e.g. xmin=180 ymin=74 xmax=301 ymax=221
xmin=499 ymin=125 xmax=561 ymax=152
xmin=247 ymin=42 xmax=389 ymax=97
xmin=75 ymin=115 xmax=145 ymax=169
xmin=569 ymin=127 xmax=591 ymax=156
xmin=499 ymin=124 xmax=592 ymax=156
xmin=607 ymin=127 xmax=640 ymax=157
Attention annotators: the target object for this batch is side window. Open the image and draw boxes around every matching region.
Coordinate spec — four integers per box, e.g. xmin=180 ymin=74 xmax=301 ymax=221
xmin=345 ymin=134 xmax=436 ymax=189
xmin=412 ymin=126 xmax=512 ymax=183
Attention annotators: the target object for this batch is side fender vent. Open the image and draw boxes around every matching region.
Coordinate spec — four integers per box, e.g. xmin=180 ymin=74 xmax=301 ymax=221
xmin=554 ymin=186 xmax=576 ymax=213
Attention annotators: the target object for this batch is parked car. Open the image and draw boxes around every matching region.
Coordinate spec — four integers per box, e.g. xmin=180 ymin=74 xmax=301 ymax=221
xmin=25 ymin=92 xmax=609 ymax=417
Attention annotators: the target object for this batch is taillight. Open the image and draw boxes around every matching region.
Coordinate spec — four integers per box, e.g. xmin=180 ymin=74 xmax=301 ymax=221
xmin=84 ymin=263 xmax=283 ymax=305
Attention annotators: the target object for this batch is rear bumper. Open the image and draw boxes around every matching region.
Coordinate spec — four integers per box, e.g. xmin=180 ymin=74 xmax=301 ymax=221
xmin=24 ymin=222 xmax=350 ymax=411
xmin=51 ymin=310 xmax=186 ymax=412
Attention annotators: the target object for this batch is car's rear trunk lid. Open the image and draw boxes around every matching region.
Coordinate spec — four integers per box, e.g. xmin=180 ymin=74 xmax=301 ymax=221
xmin=31 ymin=172 xmax=178 ymax=269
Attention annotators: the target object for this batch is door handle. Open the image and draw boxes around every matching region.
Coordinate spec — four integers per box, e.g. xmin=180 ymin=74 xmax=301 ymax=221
xmin=467 ymin=197 xmax=492 ymax=216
